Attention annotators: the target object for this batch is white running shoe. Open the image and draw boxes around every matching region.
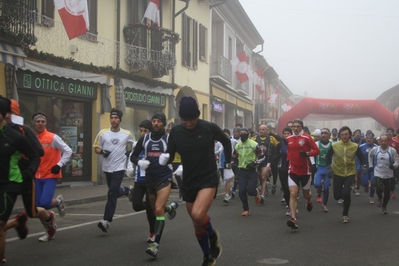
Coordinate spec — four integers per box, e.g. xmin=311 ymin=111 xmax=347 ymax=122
xmin=38 ymin=232 xmax=55 ymax=242
xmin=56 ymin=195 xmax=66 ymax=217
xmin=98 ymin=220 xmax=110 ymax=233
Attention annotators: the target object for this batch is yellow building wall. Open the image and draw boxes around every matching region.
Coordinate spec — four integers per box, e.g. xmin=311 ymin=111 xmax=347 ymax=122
xmin=173 ymin=1 xmax=210 ymax=95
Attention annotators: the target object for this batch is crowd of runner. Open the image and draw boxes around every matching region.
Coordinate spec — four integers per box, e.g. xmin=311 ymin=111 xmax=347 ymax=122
xmin=1 ymin=93 xmax=398 ymax=266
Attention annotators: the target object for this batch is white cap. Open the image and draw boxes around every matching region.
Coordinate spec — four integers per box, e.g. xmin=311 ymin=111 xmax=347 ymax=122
xmin=313 ymin=129 xmax=321 ymax=137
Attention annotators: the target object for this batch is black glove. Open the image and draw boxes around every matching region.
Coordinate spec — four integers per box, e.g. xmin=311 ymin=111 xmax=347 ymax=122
xmin=247 ymin=162 xmax=257 ymax=169
xmin=311 ymin=164 xmax=317 ymax=175
xmin=368 ymin=167 xmax=374 ymax=173
xmin=51 ymin=165 xmax=61 ymax=174
xmin=299 ymin=150 xmax=308 ymax=157
xmin=101 ymin=150 xmax=111 ymax=158
xmin=22 ymin=169 xmax=33 ymax=180
xmin=389 ymin=164 xmax=394 ymax=170
xmin=327 ymin=165 xmax=333 ymax=179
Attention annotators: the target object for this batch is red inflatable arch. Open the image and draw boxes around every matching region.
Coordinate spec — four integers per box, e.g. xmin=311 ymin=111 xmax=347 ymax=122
xmin=277 ymin=98 xmax=396 ymax=134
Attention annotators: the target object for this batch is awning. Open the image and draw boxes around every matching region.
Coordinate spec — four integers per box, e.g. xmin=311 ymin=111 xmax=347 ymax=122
xmin=122 ymin=78 xmax=173 ymax=96
xmin=0 ymin=42 xmax=26 ymax=67
xmin=21 ymin=60 xmax=109 ymax=85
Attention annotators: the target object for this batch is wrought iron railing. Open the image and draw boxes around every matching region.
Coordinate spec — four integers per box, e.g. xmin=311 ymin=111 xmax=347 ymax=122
xmin=0 ymin=0 xmax=36 ymax=48
xmin=211 ymin=53 xmax=232 ymax=82
xmin=123 ymin=24 xmax=178 ymax=74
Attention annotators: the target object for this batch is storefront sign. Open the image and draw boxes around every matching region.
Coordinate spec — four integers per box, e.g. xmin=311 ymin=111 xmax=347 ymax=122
xmin=17 ymin=70 xmax=97 ymax=99
xmin=124 ymin=88 xmax=166 ymax=107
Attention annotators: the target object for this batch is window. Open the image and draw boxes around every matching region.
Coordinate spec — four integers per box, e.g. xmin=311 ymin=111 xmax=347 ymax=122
xmin=199 ymin=24 xmax=207 ymax=62
xmin=128 ymin=0 xmax=147 ymax=24
xmin=182 ymin=13 xmax=198 ymax=69
xmin=35 ymin=0 xmax=55 ymax=27
xmin=87 ymin=0 xmax=97 ymax=35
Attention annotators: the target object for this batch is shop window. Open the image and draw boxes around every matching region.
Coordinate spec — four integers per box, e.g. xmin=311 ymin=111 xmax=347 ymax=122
xmin=19 ymin=95 xmax=88 ymax=180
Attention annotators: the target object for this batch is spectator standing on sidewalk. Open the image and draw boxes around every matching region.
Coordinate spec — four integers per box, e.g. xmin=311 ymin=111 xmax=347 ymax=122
xmin=93 ymin=108 xmax=134 ymax=233
xmin=161 ymin=96 xmax=231 ymax=266
xmin=32 ymin=111 xmax=72 ymax=241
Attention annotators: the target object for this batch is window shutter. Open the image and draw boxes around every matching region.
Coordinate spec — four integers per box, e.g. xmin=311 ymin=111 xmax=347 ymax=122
xmin=182 ymin=13 xmax=188 ymax=66
xmin=193 ymin=19 xmax=198 ymax=70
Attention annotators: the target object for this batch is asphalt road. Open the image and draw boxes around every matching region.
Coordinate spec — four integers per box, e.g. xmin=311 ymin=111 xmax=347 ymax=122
xmin=4 ymin=188 xmax=399 ymax=266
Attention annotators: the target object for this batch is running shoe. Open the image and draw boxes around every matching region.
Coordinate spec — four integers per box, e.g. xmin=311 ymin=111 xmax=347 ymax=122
xmin=38 ymin=232 xmax=55 ymax=242
xmin=322 ymin=205 xmax=329 ymax=212
xmin=166 ymin=201 xmax=178 ymax=220
xmin=98 ymin=219 xmax=109 ymax=233
xmin=342 ymin=216 xmax=349 ymax=223
xmin=391 ymin=192 xmax=396 ymax=199
xmin=2 ymin=256 xmax=5 ymax=264
xmin=46 ymin=211 xmax=57 ymax=238
xmin=316 ymin=195 xmax=322 ymax=203
xmin=255 ymin=188 xmax=261 ymax=204
xmin=14 ymin=211 xmax=28 ymax=239
xmin=179 ymin=194 xmax=183 ymax=202
xmin=287 ymin=218 xmax=298 ymax=229
xmin=223 ymin=194 xmax=230 ymax=203
xmin=209 ymin=230 xmax=222 ymax=260
xmin=241 ymin=211 xmax=250 ymax=216
xmin=128 ymin=185 xmax=134 ymax=202
xmin=285 ymin=206 xmax=291 ymax=216
xmin=272 ymin=185 xmax=277 ymax=195
xmin=147 ymin=232 xmax=155 ymax=243
xmin=56 ymin=194 xmax=66 ymax=217
xmin=369 ymin=198 xmax=374 ymax=204
xmin=338 ymin=199 xmax=344 ymax=204
xmin=381 ymin=207 xmax=388 ymax=214
xmin=146 ymin=242 xmax=159 ymax=258
xmin=230 ymin=188 xmax=235 ymax=199
xmin=202 ymin=254 xmax=216 ymax=266
xmin=281 ymin=198 xmax=286 ymax=204
xmin=306 ymin=201 xmax=313 ymax=212
xmin=355 ymin=190 xmax=360 ymax=196
xmin=260 ymin=195 xmax=265 ymax=205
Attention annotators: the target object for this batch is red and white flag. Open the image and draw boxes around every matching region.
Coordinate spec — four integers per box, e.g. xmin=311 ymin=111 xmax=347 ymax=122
xmin=281 ymin=100 xmax=293 ymax=112
xmin=144 ymin=0 xmax=160 ymax=25
xmin=230 ymin=51 xmax=252 ymax=84
xmin=54 ymin=0 xmax=90 ymax=40
xmin=253 ymin=68 xmax=265 ymax=94
xmin=266 ymin=88 xmax=280 ymax=103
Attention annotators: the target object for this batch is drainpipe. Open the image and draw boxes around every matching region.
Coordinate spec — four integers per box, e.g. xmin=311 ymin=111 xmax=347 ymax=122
xmin=255 ymin=43 xmax=263 ymax=54
xmin=172 ymin=0 xmax=190 ymax=84
xmin=116 ymin=0 xmax=121 ymax=68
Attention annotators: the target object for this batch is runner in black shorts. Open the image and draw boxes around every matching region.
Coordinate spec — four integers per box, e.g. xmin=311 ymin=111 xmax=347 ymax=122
xmin=130 ymin=112 xmax=178 ymax=259
xmin=160 ymin=96 xmax=232 ymax=266
xmin=0 ymin=96 xmax=40 ymax=262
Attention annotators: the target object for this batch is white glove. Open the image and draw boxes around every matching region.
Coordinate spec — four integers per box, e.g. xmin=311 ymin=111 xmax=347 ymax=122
xmin=137 ymin=160 xmax=150 ymax=170
xmin=174 ymin=165 xmax=183 ymax=176
xmin=159 ymin=153 xmax=170 ymax=166
xmin=125 ymin=167 xmax=134 ymax=177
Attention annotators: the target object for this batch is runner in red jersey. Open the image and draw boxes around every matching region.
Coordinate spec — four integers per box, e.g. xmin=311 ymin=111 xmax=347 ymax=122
xmin=285 ymin=119 xmax=320 ymax=229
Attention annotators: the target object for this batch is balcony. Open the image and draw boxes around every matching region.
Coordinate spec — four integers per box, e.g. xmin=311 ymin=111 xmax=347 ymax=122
xmin=210 ymin=53 xmax=232 ymax=84
xmin=0 ymin=0 xmax=36 ymax=47
xmin=123 ymin=24 xmax=178 ymax=77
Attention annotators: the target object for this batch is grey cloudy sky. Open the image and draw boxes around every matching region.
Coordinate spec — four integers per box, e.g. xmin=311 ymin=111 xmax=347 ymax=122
xmin=239 ymin=0 xmax=399 ymax=100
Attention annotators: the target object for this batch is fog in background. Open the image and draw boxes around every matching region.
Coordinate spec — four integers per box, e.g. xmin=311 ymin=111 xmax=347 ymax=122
xmin=239 ymin=0 xmax=399 ymax=100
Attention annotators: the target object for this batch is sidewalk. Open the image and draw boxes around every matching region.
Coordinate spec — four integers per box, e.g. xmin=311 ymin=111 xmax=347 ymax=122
xmin=13 ymin=177 xmax=141 ymax=212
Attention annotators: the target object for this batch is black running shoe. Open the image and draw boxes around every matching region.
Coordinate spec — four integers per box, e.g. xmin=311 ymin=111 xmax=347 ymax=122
xmin=287 ymin=218 xmax=299 ymax=229
xmin=209 ymin=230 xmax=222 ymax=260
xmin=202 ymin=254 xmax=216 ymax=266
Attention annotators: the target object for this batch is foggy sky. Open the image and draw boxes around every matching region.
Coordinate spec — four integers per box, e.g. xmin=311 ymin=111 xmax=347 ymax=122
xmin=239 ymin=0 xmax=399 ymax=100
